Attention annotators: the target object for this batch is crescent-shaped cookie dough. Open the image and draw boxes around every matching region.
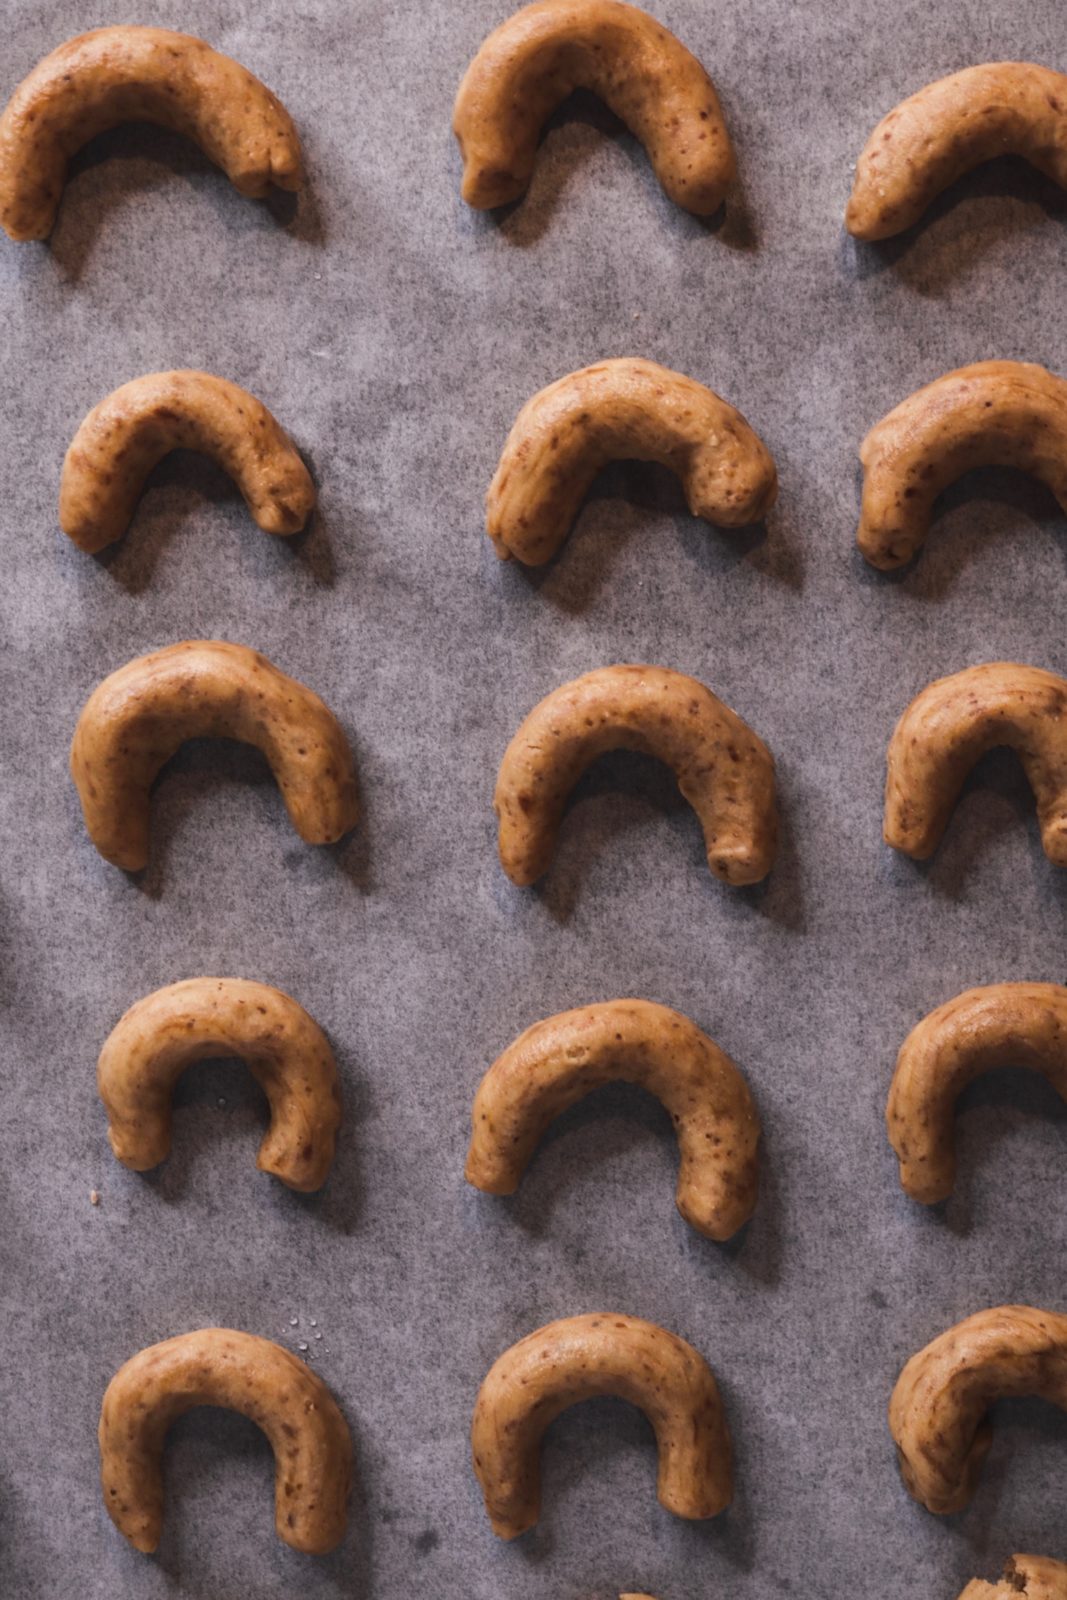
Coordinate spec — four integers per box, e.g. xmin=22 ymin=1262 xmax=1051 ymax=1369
xmin=495 ymin=664 xmax=777 ymax=886
xmin=99 ymin=1328 xmax=351 ymax=1554
xmin=98 ymin=979 xmax=342 ymax=1192
xmin=846 ymin=63 xmax=1067 ymax=242
xmin=884 ymin=663 xmax=1067 ymax=866
xmin=887 ymin=982 xmax=1067 ymax=1204
xmin=453 ymin=0 xmax=735 ymax=214
xmin=959 ymin=1555 xmax=1067 ymax=1600
xmin=857 ymin=362 xmax=1067 ymax=570
xmin=487 ymin=358 xmax=777 ymax=566
xmin=70 ymin=640 xmax=359 ymax=871
xmin=466 ymin=999 xmax=759 ymax=1239
xmin=889 ymin=1304 xmax=1067 ymax=1514
xmin=0 ymin=27 xmax=301 ymax=241
xmin=471 ymin=1312 xmax=732 ymax=1538
xmin=60 ymin=372 xmax=315 ymax=553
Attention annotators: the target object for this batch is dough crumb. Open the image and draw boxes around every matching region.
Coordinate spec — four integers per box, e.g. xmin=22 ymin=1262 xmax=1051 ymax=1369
xmin=90 ymin=1189 xmax=100 ymax=1206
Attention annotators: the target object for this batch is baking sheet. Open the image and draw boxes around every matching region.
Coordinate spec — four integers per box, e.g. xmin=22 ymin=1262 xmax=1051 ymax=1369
xmin=2 ymin=0 xmax=1067 ymax=1594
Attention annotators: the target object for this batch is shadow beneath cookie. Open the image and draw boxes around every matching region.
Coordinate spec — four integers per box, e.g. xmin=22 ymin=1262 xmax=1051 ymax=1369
xmin=957 ymin=1395 xmax=1067 ymax=1545
xmin=839 ymin=155 xmax=1067 ymax=293
xmin=124 ymin=739 xmax=366 ymax=899
xmin=473 ymin=91 xmax=753 ymax=250
xmin=48 ymin=123 xmax=310 ymax=282
xmin=509 ymin=1394 xmax=754 ymax=1571
xmin=878 ymin=749 xmax=1054 ymax=903
xmin=496 ymin=462 xmax=798 ymax=614
xmin=153 ymin=1405 xmax=369 ymax=1596
xmin=89 ymin=450 xmax=335 ymax=594
xmin=931 ymin=1067 xmax=1067 ymax=1238
xmin=850 ymin=466 xmax=1067 ymax=602
xmin=522 ymin=748 xmax=801 ymax=932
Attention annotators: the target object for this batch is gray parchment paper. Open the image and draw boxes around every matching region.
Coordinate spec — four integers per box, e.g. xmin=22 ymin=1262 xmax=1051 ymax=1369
xmin=2 ymin=1 xmax=1067 ymax=1595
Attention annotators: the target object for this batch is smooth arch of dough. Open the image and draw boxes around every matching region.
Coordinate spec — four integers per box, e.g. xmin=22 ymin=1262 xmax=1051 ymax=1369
xmin=99 ymin=1328 xmax=351 ymax=1554
xmin=889 ymin=1305 xmax=1067 ymax=1514
xmin=98 ymin=978 xmax=342 ymax=1192
xmin=959 ymin=1555 xmax=1067 ymax=1600
xmin=487 ymin=358 xmax=777 ymax=566
xmin=60 ymin=371 xmax=316 ymax=553
xmin=884 ymin=663 xmax=1067 ymax=866
xmin=471 ymin=1312 xmax=732 ymax=1538
xmin=846 ymin=62 xmax=1067 ymax=241
xmin=466 ymin=999 xmax=760 ymax=1239
xmin=0 ymin=27 xmax=302 ymax=241
xmin=70 ymin=640 xmax=359 ymax=871
xmin=887 ymin=982 xmax=1067 ymax=1204
xmin=453 ymin=0 xmax=736 ymax=214
xmin=857 ymin=362 xmax=1067 ymax=570
xmin=494 ymin=664 xmax=778 ymax=886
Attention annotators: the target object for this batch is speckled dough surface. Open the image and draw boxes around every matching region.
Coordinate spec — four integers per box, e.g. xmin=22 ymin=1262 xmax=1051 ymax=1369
xmin=98 ymin=1328 xmax=352 ymax=1554
xmin=70 ymin=640 xmax=360 ymax=869
xmin=3 ymin=0 xmax=1067 ymax=1598
xmin=887 ymin=983 xmax=1067 ymax=1204
xmin=884 ymin=663 xmax=1067 ymax=865
xmin=471 ymin=1312 xmax=733 ymax=1537
xmin=487 ymin=357 xmax=777 ymax=565
xmin=889 ymin=1305 xmax=1067 ymax=1515
xmin=453 ymin=0 xmax=735 ymax=213
xmin=0 ymin=26 xmax=302 ymax=240
xmin=857 ymin=362 xmax=1067 ymax=570
xmin=60 ymin=370 xmax=316 ymax=552
xmin=495 ymin=664 xmax=778 ymax=886
xmin=466 ymin=998 xmax=760 ymax=1239
xmin=97 ymin=978 xmax=342 ymax=1192
xmin=846 ymin=64 xmax=1067 ymax=242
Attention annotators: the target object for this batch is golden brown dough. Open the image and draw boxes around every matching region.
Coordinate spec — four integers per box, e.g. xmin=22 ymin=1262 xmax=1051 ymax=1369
xmin=889 ymin=1304 xmax=1067 ymax=1514
xmin=884 ymin=663 xmax=1067 ymax=865
xmin=487 ymin=358 xmax=776 ymax=566
xmin=453 ymin=0 xmax=735 ymax=214
xmin=495 ymin=664 xmax=777 ymax=886
xmin=99 ymin=1328 xmax=351 ymax=1554
xmin=887 ymin=982 xmax=1067 ymax=1204
xmin=846 ymin=62 xmax=1067 ymax=241
xmin=70 ymin=641 xmax=359 ymax=870
xmin=959 ymin=1555 xmax=1067 ymax=1600
xmin=857 ymin=362 xmax=1067 ymax=570
xmin=60 ymin=371 xmax=315 ymax=553
xmin=98 ymin=978 xmax=342 ymax=1192
xmin=466 ymin=999 xmax=759 ymax=1239
xmin=471 ymin=1312 xmax=732 ymax=1538
xmin=0 ymin=27 xmax=302 ymax=241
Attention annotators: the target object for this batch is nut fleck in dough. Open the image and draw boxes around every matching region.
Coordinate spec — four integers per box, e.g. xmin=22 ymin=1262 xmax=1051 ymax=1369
xmin=454 ymin=0 xmax=735 ymax=214
xmin=488 ymin=358 xmax=777 ymax=566
xmin=959 ymin=1555 xmax=1067 ymax=1600
xmin=495 ymin=664 xmax=778 ymax=887
xmin=70 ymin=640 xmax=359 ymax=871
xmin=98 ymin=978 xmax=342 ymax=1192
xmin=884 ymin=663 xmax=1067 ymax=865
xmin=99 ymin=1328 xmax=351 ymax=1554
xmin=846 ymin=62 xmax=1067 ymax=241
xmin=889 ymin=1305 xmax=1067 ymax=1514
xmin=60 ymin=371 xmax=315 ymax=553
xmin=466 ymin=999 xmax=760 ymax=1240
xmin=0 ymin=27 xmax=302 ymax=241
xmin=857 ymin=362 xmax=1067 ymax=570
xmin=471 ymin=1312 xmax=732 ymax=1538
xmin=887 ymin=982 xmax=1067 ymax=1204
